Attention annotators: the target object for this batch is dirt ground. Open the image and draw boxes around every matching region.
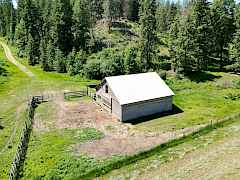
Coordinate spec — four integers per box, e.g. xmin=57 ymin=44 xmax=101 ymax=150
xmin=34 ymin=96 xmax=203 ymax=158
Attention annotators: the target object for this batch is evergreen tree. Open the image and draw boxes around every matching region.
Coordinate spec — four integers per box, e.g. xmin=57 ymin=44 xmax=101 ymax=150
xmin=15 ymin=19 xmax=28 ymax=57
xmin=139 ymin=0 xmax=157 ymax=72
xmin=170 ymin=0 xmax=212 ymax=72
xmin=228 ymin=5 xmax=240 ymax=72
xmin=104 ymin=0 xmax=121 ymax=31
xmin=124 ymin=47 xmax=139 ymax=74
xmin=40 ymin=39 xmax=50 ymax=71
xmin=190 ymin=0 xmax=212 ymax=71
xmin=67 ymin=49 xmax=87 ymax=75
xmin=46 ymin=41 xmax=55 ymax=71
xmin=73 ymin=0 xmax=91 ymax=51
xmin=55 ymin=48 xmax=67 ymax=73
xmin=126 ymin=0 xmax=140 ymax=21
xmin=51 ymin=0 xmax=73 ymax=54
xmin=90 ymin=0 xmax=104 ymax=21
xmin=0 ymin=0 xmax=15 ymax=38
xmin=211 ymin=0 xmax=236 ymax=69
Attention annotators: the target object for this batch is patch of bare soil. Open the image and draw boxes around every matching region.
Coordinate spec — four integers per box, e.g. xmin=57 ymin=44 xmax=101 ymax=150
xmin=43 ymin=96 xmax=204 ymax=158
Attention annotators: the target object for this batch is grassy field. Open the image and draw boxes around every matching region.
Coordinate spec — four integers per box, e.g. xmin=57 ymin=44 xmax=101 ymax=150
xmin=131 ymin=72 xmax=240 ymax=134
xmin=1 ymin=38 xmax=240 ymax=179
xmin=21 ymin=72 xmax=240 ymax=179
xmin=0 ymin=40 xmax=98 ymax=179
xmin=99 ymin=118 xmax=240 ymax=180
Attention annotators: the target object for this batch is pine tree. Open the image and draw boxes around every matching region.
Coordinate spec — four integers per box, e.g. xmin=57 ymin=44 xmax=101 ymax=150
xmin=15 ymin=19 xmax=28 ymax=57
xmin=126 ymin=0 xmax=140 ymax=21
xmin=169 ymin=0 xmax=212 ymax=73
xmin=211 ymin=0 xmax=236 ymax=69
xmin=67 ymin=49 xmax=87 ymax=76
xmin=46 ymin=41 xmax=55 ymax=71
xmin=0 ymin=0 xmax=15 ymax=38
xmin=40 ymin=39 xmax=50 ymax=71
xmin=104 ymin=0 xmax=121 ymax=32
xmin=124 ymin=47 xmax=139 ymax=74
xmin=73 ymin=0 xmax=91 ymax=51
xmin=55 ymin=48 xmax=67 ymax=73
xmin=51 ymin=0 xmax=73 ymax=54
xmin=27 ymin=33 xmax=38 ymax=65
xmin=228 ymin=5 xmax=240 ymax=72
xmin=139 ymin=0 xmax=157 ymax=72
xmin=190 ymin=0 xmax=212 ymax=71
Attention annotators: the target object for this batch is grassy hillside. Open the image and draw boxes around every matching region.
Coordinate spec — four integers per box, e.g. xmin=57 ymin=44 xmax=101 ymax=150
xmin=1 ymin=37 xmax=240 ymax=180
xmin=20 ymin=71 xmax=240 ymax=179
xmin=0 ymin=42 xmax=98 ymax=179
xmin=99 ymin=118 xmax=240 ymax=179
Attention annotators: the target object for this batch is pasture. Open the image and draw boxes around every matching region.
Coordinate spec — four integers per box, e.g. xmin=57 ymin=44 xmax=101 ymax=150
xmin=1 ymin=40 xmax=240 ymax=179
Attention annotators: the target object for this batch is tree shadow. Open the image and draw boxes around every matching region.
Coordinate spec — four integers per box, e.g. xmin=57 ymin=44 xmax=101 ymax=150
xmin=127 ymin=104 xmax=184 ymax=125
xmin=0 ymin=125 xmax=4 ymax=130
xmin=112 ymin=21 xmax=132 ymax=29
xmin=111 ymin=28 xmax=139 ymax=38
xmin=184 ymin=71 xmax=222 ymax=83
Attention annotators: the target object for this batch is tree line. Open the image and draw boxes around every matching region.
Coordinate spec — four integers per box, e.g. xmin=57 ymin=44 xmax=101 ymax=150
xmin=0 ymin=0 xmax=239 ymax=79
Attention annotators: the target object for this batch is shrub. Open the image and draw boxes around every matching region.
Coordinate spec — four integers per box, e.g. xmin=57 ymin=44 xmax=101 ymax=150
xmin=225 ymin=63 xmax=240 ymax=73
xmin=84 ymin=58 xmax=102 ymax=79
xmin=225 ymin=93 xmax=240 ymax=100
xmin=157 ymin=70 xmax=167 ymax=80
xmin=67 ymin=49 xmax=87 ymax=76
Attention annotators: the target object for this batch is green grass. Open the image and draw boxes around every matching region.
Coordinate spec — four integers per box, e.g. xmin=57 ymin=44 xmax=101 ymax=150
xmin=1 ymin=37 xmax=240 ymax=179
xmin=131 ymin=72 xmax=240 ymax=134
xmin=99 ymin=118 xmax=240 ymax=179
xmin=21 ymin=128 xmax=104 ymax=179
xmin=0 ymin=39 xmax=98 ymax=179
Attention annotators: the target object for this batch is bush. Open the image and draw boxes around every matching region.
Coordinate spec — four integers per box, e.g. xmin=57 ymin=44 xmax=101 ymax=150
xmin=225 ymin=93 xmax=240 ymax=100
xmin=84 ymin=48 xmax=126 ymax=79
xmin=0 ymin=59 xmax=7 ymax=76
xmin=84 ymin=58 xmax=102 ymax=79
xmin=157 ymin=70 xmax=167 ymax=80
xmin=225 ymin=63 xmax=240 ymax=73
xmin=67 ymin=49 xmax=87 ymax=76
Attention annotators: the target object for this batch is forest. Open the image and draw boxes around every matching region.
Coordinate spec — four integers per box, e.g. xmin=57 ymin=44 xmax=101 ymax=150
xmin=0 ymin=0 xmax=240 ymax=80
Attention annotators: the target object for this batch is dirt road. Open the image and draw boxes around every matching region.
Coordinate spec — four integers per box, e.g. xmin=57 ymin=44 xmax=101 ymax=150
xmin=0 ymin=41 xmax=35 ymax=77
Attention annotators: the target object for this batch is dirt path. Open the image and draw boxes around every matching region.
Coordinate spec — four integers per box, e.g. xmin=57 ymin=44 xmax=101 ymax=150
xmin=0 ymin=41 xmax=35 ymax=77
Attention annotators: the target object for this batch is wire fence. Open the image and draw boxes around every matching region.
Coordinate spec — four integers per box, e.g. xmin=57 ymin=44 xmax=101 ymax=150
xmin=64 ymin=89 xmax=96 ymax=100
xmin=8 ymin=95 xmax=49 ymax=180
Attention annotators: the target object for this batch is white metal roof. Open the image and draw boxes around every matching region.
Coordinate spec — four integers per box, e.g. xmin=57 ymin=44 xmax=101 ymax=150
xmin=105 ymin=72 xmax=175 ymax=105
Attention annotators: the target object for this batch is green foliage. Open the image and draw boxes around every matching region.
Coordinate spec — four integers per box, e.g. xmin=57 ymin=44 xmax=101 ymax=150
xmin=0 ymin=0 xmax=15 ymax=39
xmin=139 ymin=0 xmax=157 ymax=72
xmin=40 ymin=39 xmax=50 ymax=71
xmin=211 ymin=0 xmax=235 ymax=69
xmin=55 ymin=48 xmax=67 ymax=73
xmin=15 ymin=19 xmax=28 ymax=57
xmin=67 ymin=49 xmax=87 ymax=76
xmin=169 ymin=0 xmax=212 ymax=73
xmin=72 ymin=0 xmax=91 ymax=51
xmin=51 ymin=0 xmax=73 ymax=54
xmin=124 ymin=46 xmax=140 ymax=74
xmin=84 ymin=48 xmax=125 ymax=79
xmin=0 ymin=59 xmax=7 ymax=76
xmin=225 ymin=93 xmax=240 ymax=100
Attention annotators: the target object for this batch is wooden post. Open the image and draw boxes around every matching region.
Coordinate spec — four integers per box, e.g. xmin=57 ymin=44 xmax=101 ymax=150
xmin=111 ymin=98 xmax=113 ymax=113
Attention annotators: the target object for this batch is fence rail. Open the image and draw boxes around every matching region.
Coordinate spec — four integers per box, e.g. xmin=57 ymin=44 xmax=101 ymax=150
xmin=8 ymin=95 xmax=49 ymax=180
xmin=64 ymin=89 xmax=96 ymax=100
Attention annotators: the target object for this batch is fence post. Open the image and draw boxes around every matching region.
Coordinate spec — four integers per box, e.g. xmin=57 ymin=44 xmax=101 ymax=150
xmin=8 ymin=95 xmax=49 ymax=179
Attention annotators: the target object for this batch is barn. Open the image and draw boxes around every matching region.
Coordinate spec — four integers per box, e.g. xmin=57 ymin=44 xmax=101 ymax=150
xmin=96 ymin=72 xmax=175 ymax=122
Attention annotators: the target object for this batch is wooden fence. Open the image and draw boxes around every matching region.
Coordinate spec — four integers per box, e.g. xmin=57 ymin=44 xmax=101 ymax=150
xmin=64 ymin=89 xmax=96 ymax=100
xmin=8 ymin=95 xmax=49 ymax=180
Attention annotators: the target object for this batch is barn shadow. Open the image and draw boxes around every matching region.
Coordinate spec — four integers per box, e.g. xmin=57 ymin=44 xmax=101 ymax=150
xmin=128 ymin=104 xmax=184 ymax=125
xmin=185 ymin=71 xmax=221 ymax=83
